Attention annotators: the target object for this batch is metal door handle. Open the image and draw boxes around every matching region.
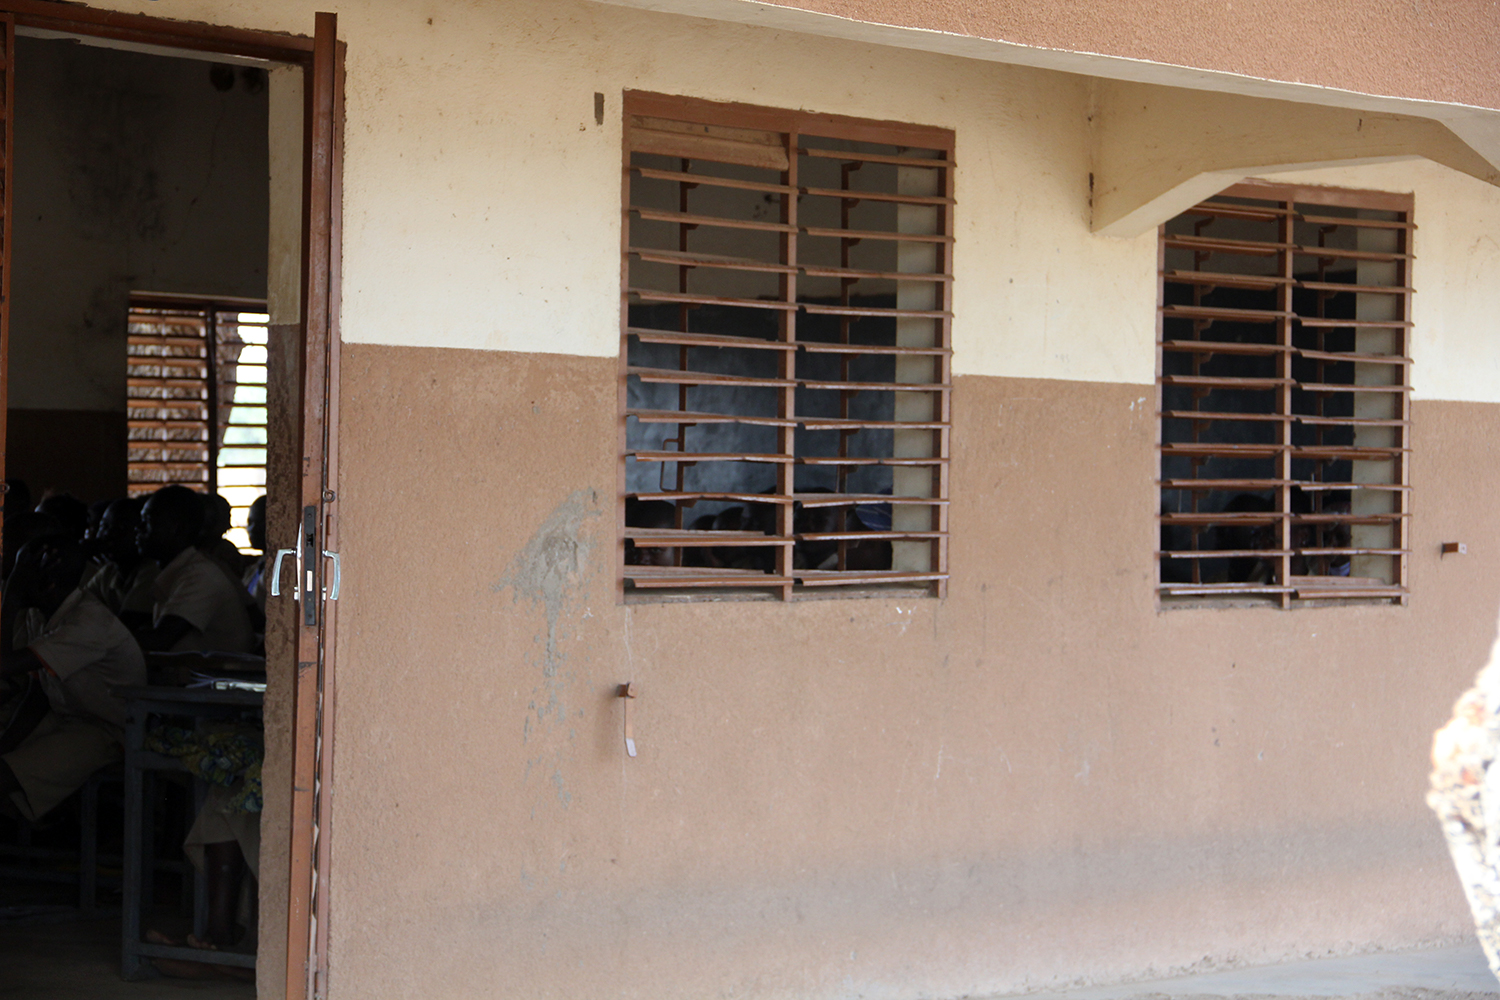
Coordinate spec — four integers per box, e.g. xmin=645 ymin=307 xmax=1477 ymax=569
xmin=270 ymin=548 xmax=297 ymax=597
xmin=323 ymin=550 xmax=341 ymax=600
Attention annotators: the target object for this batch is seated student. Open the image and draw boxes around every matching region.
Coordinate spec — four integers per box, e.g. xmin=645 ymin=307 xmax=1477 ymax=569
xmin=198 ymin=493 xmax=245 ymax=579
xmin=2 ymin=482 xmax=32 ymax=581
xmin=0 ymin=509 xmax=55 ymax=742
xmin=133 ymin=486 xmax=253 ymax=654
xmin=0 ymin=529 xmax=146 ymax=822
xmin=4 ymin=478 xmax=30 ymax=521
xmin=147 ymin=726 xmax=262 ymax=978
xmin=179 ymin=763 xmax=261 ymax=962
xmin=1217 ymin=493 xmax=1277 ymax=584
xmin=624 ymin=498 xmax=678 ymax=568
xmin=708 ymin=505 xmax=775 ymax=572
xmin=83 ymin=500 xmax=111 ymax=560
xmin=241 ymin=496 xmax=268 ymax=614
xmin=2 ymin=511 xmax=48 ymax=587
xmin=197 ymin=492 xmax=264 ymax=642
xmin=2 ymin=479 xmax=32 ymax=578
xmin=681 ymin=512 xmax=718 ymax=568
xmin=83 ymin=498 xmax=159 ymax=619
xmin=34 ymin=493 xmax=89 ymax=544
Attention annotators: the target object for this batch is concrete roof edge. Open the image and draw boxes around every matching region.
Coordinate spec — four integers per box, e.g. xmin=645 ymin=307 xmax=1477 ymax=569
xmin=588 ymin=0 xmax=1500 ymax=160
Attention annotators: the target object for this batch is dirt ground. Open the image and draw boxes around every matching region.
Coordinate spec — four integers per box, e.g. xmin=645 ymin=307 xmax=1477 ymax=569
xmin=0 ymin=918 xmax=254 ymax=1000
xmin=1011 ymin=945 xmax=1499 ymax=1000
xmin=1112 ymin=992 xmax=1498 ymax=1000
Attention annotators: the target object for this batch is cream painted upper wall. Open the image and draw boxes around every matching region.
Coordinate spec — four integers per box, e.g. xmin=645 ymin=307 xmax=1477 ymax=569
xmin=71 ymin=0 xmax=1158 ymax=385
xmin=1251 ymin=160 xmax=1500 ymax=404
xmin=69 ymin=0 xmax=1500 ymax=396
xmin=328 ymin=0 xmax=1157 ymax=385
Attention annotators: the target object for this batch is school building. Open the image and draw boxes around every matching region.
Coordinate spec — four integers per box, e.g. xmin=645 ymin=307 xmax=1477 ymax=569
xmin=8 ymin=0 xmax=1500 ymax=997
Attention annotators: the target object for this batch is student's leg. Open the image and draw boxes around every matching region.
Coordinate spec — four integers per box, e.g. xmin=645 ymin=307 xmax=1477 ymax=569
xmin=1 ymin=714 xmax=119 ymax=821
xmin=0 ymin=759 xmax=20 ymax=819
xmin=0 ymin=679 xmax=49 ymax=755
xmin=201 ymin=840 xmax=245 ymax=947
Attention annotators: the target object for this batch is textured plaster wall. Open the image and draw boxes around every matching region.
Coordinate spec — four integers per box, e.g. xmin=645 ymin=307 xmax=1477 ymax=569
xmin=39 ymin=3 xmax=1500 ymax=996
xmin=11 ymin=34 xmax=268 ymax=412
xmin=64 ymin=0 xmax=1500 ymax=398
xmin=1090 ymin=79 xmax=1500 ymax=238
xmin=636 ymin=0 xmax=1500 ymax=112
xmin=322 ymin=0 xmax=1154 ymax=385
xmin=66 ymin=0 xmax=1154 ymax=383
xmin=1251 ymin=160 xmax=1500 ymax=406
xmin=8 ymin=34 xmax=268 ymax=499
xmin=330 ymin=345 xmax=1495 ymax=999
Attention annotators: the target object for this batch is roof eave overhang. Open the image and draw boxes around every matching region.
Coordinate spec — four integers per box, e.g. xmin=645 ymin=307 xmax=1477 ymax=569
xmin=593 ymin=0 xmax=1500 ymax=236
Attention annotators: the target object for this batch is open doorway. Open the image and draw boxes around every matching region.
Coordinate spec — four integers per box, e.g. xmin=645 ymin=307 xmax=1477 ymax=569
xmin=0 ymin=10 xmax=337 ymax=997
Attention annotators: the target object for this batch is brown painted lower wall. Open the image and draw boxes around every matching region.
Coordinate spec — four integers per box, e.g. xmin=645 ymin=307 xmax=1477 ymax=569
xmin=6 ymin=408 xmax=126 ymax=503
xmin=325 ymin=344 xmax=1495 ymax=1000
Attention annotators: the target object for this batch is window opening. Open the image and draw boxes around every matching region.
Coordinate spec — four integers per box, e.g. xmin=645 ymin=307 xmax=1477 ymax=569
xmin=621 ymin=95 xmax=952 ymax=600
xmin=1157 ymin=182 xmax=1412 ymax=606
xmin=127 ymin=295 xmax=269 ymax=551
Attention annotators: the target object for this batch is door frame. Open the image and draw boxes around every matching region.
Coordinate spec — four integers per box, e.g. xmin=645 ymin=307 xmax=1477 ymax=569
xmin=0 ymin=4 xmax=343 ymax=997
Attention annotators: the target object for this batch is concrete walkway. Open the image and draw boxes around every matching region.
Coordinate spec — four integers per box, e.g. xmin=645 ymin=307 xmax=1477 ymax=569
xmin=1020 ymin=945 xmax=1499 ymax=1000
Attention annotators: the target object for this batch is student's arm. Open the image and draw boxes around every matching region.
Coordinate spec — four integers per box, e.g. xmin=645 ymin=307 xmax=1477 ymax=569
xmin=0 ymin=543 xmax=57 ymax=676
xmin=0 ymin=543 xmax=44 ymax=655
xmin=132 ymin=614 xmax=197 ymax=654
xmin=0 ymin=645 xmax=43 ymax=679
xmin=0 ymin=676 xmax=49 ymax=755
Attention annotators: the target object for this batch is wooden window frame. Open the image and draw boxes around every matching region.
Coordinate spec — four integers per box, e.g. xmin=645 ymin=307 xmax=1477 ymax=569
xmin=126 ymin=294 xmax=268 ymax=512
xmin=1156 ymin=180 xmax=1413 ymax=608
xmin=619 ymin=92 xmax=954 ymax=602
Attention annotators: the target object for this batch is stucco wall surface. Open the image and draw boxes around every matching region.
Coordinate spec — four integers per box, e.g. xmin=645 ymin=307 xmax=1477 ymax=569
xmin=1253 ymin=160 xmax=1500 ymax=406
xmin=11 ymin=34 xmax=268 ymax=412
xmin=648 ymin=0 xmax=1500 ymax=112
xmin=328 ymin=346 xmax=1500 ymax=1000
xmin=8 ymin=33 xmax=268 ymax=500
xmin=62 ymin=0 xmax=1500 ymax=114
xmin=328 ymin=344 xmax=1495 ymax=1000
xmin=38 ymin=3 xmax=1500 ymax=996
xmin=59 ymin=1 xmax=1500 ymax=399
xmin=321 ymin=0 xmax=1152 ymax=385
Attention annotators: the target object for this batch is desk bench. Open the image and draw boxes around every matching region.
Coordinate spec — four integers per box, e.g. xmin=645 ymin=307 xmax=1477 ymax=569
xmin=114 ymin=685 xmax=263 ymax=980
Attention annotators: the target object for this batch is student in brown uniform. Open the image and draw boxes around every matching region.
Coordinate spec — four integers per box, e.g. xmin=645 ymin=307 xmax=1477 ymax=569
xmin=134 ymin=488 xmax=259 ymax=978
xmin=83 ymin=497 xmax=159 ymax=619
xmin=132 ymin=486 xmax=253 ymax=655
xmin=241 ymin=495 xmax=268 ymax=613
xmin=198 ymin=493 xmax=246 ymax=579
xmin=0 ymin=529 xmax=146 ymax=821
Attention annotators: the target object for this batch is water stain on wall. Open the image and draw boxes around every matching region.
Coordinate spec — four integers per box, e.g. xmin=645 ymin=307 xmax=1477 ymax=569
xmin=494 ymin=488 xmax=601 ymax=807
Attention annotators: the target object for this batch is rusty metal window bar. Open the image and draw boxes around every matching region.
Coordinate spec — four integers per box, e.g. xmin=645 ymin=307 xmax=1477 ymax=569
xmin=127 ymin=295 xmax=269 ymax=551
xmin=620 ymin=94 xmax=952 ymax=600
xmin=1157 ymin=182 xmax=1412 ymax=606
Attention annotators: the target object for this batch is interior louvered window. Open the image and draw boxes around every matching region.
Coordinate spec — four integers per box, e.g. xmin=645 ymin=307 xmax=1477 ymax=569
xmin=620 ymin=94 xmax=952 ymax=600
xmin=1157 ymin=182 xmax=1412 ymax=606
xmin=127 ymin=295 xmax=269 ymax=551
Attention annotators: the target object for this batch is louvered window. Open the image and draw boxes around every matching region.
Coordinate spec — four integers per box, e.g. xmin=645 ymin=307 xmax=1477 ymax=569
xmin=127 ymin=296 xmax=269 ymax=551
xmin=621 ymin=94 xmax=952 ymax=599
xmin=1157 ymin=182 xmax=1412 ymax=605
